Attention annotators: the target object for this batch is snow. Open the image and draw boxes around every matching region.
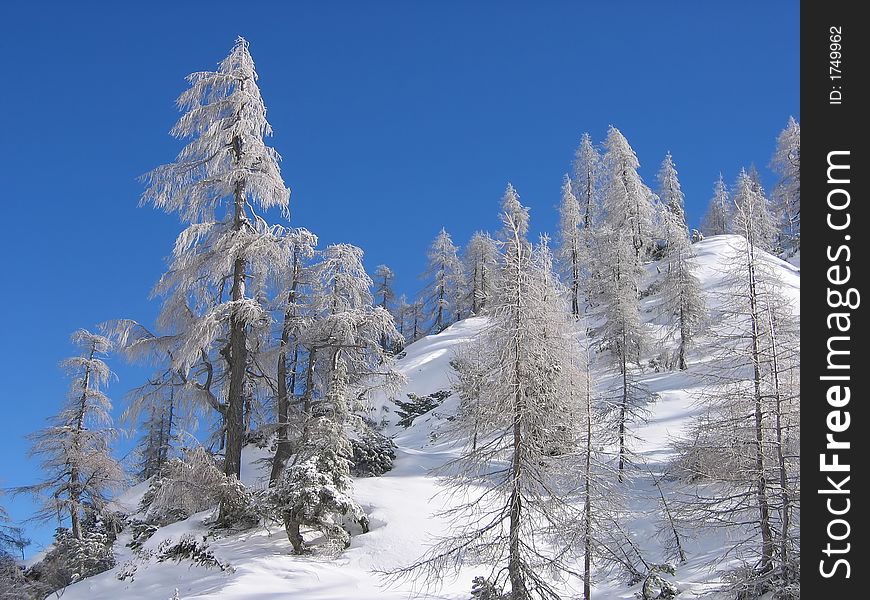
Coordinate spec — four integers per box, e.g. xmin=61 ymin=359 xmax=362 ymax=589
xmin=58 ymin=236 xmax=798 ymax=600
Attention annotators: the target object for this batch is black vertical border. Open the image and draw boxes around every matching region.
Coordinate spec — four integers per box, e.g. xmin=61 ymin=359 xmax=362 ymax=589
xmin=802 ymin=2 xmax=866 ymax=596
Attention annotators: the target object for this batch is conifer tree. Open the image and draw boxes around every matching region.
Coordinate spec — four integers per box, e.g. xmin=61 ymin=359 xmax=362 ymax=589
xmin=16 ymin=330 xmax=123 ymax=540
xmin=770 ymin=117 xmax=800 ymax=251
xmin=270 ymin=359 xmax=369 ymax=554
xmin=557 ymin=175 xmax=584 ymax=318
xmin=572 ymin=132 xmax=600 ymax=230
xmin=394 ymin=185 xmax=587 ymax=600
xmin=374 ymin=264 xmax=397 ymax=351
xmin=657 ymin=153 xmax=706 ymax=370
xmin=600 ymin=127 xmax=658 ymax=265
xmin=270 ymin=227 xmax=318 ymax=485
xmin=594 ymin=127 xmax=656 ymax=481
xmin=700 ymin=174 xmax=730 ymax=237
xmin=422 ymin=228 xmax=464 ymax=332
xmin=677 ymin=190 xmax=799 ymax=596
xmin=463 ymin=231 xmax=500 ymax=315
xmin=137 ymin=37 xmax=292 ymax=480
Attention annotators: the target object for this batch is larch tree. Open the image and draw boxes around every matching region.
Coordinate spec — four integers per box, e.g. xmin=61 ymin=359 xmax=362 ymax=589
xmin=463 ymin=231 xmax=500 ymax=315
xmin=572 ymin=132 xmax=600 ymax=230
xmin=393 ymin=185 xmax=587 ymax=600
xmin=373 ymin=264 xmax=396 ymax=311
xmin=595 ymin=127 xmax=656 ymax=481
xmin=135 ymin=394 xmax=177 ymax=481
xmin=657 ymin=153 xmax=706 ymax=370
xmin=392 ymin=294 xmax=411 ymax=349
xmin=557 ymin=175 xmax=584 ymax=318
xmin=270 ymin=227 xmax=318 ymax=485
xmin=16 ymin=330 xmax=123 ymax=541
xmin=676 ymin=176 xmax=799 ymax=597
xmin=422 ymin=228 xmax=465 ymax=332
xmin=600 ymin=126 xmax=658 ymax=265
xmin=770 ymin=117 xmax=800 ymax=252
xmin=138 ymin=37 xmax=291 ymax=481
xmin=700 ymin=174 xmax=730 ymax=237
xmin=374 ymin=264 xmax=397 ymax=351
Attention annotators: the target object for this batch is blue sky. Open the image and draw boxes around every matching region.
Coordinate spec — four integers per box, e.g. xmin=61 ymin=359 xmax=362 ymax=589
xmin=0 ymin=1 xmax=798 ymax=552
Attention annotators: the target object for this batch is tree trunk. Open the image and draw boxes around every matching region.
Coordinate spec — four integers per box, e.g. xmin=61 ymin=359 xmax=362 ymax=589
xmin=746 ymin=242 xmax=774 ymax=574
xmin=618 ymin=331 xmax=628 ymax=483
xmin=584 ymin=367 xmax=593 ymax=600
xmin=223 ymin=173 xmax=248 ymax=482
xmin=270 ymin=252 xmax=302 ymax=486
xmin=284 ymin=513 xmax=304 ymax=554
xmin=69 ymin=343 xmax=96 ymax=540
xmin=508 ymin=231 xmax=526 ymax=600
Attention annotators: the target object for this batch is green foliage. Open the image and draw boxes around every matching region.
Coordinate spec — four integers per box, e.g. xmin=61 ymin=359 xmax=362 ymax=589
xmin=156 ymin=534 xmax=231 ymax=572
xmin=25 ymin=528 xmax=115 ymax=595
xmin=394 ymin=390 xmax=451 ymax=428
xmin=637 ymin=563 xmax=678 ymax=600
xmin=350 ymin=429 xmax=396 ymax=477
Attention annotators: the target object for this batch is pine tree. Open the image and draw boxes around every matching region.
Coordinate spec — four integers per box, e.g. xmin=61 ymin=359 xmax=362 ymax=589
xmin=15 ymin=330 xmax=123 ymax=540
xmin=138 ymin=37 xmax=292 ymax=480
xmin=770 ymin=117 xmax=800 ymax=252
xmin=557 ymin=175 xmax=584 ymax=318
xmin=657 ymin=153 xmax=706 ymax=370
xmin=463 ymin=231 xmax=500 ymax=315
xmin=393 ymin=185 xmax=587 ymax=600
xmin=700 ymin=174 xmax=730 ymax=237
xmin=422 ymin=228 xmax=465 ymax=332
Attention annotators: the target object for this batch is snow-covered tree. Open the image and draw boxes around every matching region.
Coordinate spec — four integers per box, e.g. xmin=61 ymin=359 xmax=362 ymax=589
xmin=0 ymin=501 xmax=29 ymax=562
xmin=394 ymin=185 xmax=587 ymax=600
xmin=373 ymin=264 xmax=396 ymax=311
xmin=599 ymin=126 xmax=658 ymax=264
xmin=676 ymin=230 xmax=800 ymax=597
xmin=770 ymin=117 xmax=800 ymax=251
xmin=270 ymin=227 xmax=318 ymax=485
xmin=305 ymin=244 xmax=402 ymax=390
xmin=16 ymin=330 xmax=123 ymax=540
xmin=700 ymin=174 xmax=730 ymax=237
xmin=391 ymin=294 xmax=411 ymax=349
xmin=137 ymin=37 xmax=292 ymax=480
xmin=463 ymin=231 xmax=500 ymax=315
xmin=593 ymin=129 xmax=657 ymax=481
xmin=373 ymin=264 xmax=397 ymax=351
xmin=135 ymin=395 xmax=177 ymax=481
xmin=657 ymin=153 xmax=706 ymax=370
xmin=572 ymin=132 xmax=600 ymax=230
xmin=557 ymin=175 xmax=584 ymax=317
xmin=656 ymin=153 xmax=685 ymax=227
xmin=732 ymin=169 xmax=777 ymax=253
xmin=407 ymin=299 xmax=425 ymax=343
xmin=422 ymin=228 xmax=465 ymax=332
xmin=269 ymin=359 xmax=369 ymax=554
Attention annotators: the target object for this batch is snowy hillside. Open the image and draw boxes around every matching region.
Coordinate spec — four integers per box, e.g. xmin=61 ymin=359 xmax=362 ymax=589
xmin=56 ymin=235 xmax=799 ymax=600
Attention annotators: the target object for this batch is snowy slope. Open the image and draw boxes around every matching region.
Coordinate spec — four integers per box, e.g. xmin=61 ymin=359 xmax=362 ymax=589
xmin=59 ymin=235 xmax=799 ymax=600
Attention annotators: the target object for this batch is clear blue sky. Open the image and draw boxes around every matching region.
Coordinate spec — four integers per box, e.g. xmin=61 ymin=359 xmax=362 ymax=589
xmin=0 ymin=1 xmax=798 ymax=552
